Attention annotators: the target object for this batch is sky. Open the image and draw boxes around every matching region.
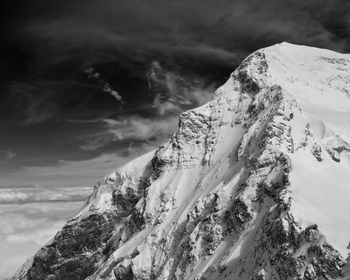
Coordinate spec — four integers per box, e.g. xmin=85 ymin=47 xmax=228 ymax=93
xmin=0 ymin=0 xmax=350 ymax=278
xmin=0 ymin=0 xmax=350 ymax=187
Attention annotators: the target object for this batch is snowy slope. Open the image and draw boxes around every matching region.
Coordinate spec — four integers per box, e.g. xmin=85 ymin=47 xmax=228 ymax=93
xmin=264 ymin=43 xmax=350 ymax=257
xmin=13 ymin=43 xmax=350 ymax=280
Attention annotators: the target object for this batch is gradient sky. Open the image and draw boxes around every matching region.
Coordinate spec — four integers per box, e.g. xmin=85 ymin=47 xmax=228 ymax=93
xmin=1 ymin=0 xmax=350 ymax=188
xmin=1 ymin=1 xmax=350 ymax=278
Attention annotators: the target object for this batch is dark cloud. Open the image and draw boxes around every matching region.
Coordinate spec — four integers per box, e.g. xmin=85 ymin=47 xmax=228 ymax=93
xmin=2 ymin=1 xmax=349 ymax=112
xmin=0 ymin=0 xmax=349 ymax=184
xmin=20 ymin=0 xmax=350 ymax=60
xmin=3 ymin=0 xmax=350 ymax=110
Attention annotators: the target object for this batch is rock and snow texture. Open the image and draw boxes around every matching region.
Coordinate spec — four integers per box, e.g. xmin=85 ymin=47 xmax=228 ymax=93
xmin=12 ymin=43 xmax=350 ymax=280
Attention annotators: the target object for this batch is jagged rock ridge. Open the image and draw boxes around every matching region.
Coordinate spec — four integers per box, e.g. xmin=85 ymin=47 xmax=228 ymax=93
xmin=12 ymin=43 xmax=350 ymax=280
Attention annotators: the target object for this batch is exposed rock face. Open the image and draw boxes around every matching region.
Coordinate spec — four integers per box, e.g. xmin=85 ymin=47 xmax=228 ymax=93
xmin=12 ymin=43 xmax=350 ymax=280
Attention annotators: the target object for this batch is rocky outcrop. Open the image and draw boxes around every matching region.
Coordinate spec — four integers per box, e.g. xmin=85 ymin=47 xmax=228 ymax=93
xmin=12 ymin=43 xmax=350 ymax=280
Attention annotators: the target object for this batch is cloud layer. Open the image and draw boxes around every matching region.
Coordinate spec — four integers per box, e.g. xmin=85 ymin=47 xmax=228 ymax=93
xmin=0 ymin=199 xmax=84 ymax=279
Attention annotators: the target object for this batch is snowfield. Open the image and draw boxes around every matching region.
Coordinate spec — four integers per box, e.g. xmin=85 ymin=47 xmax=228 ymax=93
xmin=264 ymin=43 xmax=350 ymax=257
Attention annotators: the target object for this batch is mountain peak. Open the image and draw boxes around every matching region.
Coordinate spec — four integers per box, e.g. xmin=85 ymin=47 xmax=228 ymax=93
xmin=13 ymin=44 xmax=350 ymax=280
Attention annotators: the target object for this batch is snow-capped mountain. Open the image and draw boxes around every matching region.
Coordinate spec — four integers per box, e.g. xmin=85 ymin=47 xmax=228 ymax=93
xmin=13 ymin=42 xmax=350 ymax=280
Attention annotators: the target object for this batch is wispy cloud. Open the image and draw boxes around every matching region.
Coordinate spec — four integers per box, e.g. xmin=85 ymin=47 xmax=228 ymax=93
xmin=106 ymin=116 xmax=178 ymax=141
xmin=147 ymin=61 xmax=214 ymax=116
xmin=0 ymin=148 xmax=155 ymax=188
xmin=77 ymin=116 xmax=178 ymax=152
xmin=75 ymin=61 xmax=214 ymax=152
xmin=9 ymin=83 xmax=59 ymax=125
xmin=84 ymin=66 xmax=123 ymax=102
xmin=0 ymin=150 xmax=16 ymax=161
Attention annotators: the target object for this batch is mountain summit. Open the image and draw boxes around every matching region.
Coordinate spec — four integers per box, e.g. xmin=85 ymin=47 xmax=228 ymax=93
xmin=13 ymin=43 xmax=350 ymax=280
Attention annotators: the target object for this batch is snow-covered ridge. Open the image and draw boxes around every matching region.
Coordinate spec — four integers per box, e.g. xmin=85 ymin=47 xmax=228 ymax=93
xmin=13 ymin=43 xmax=350 ymax=280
